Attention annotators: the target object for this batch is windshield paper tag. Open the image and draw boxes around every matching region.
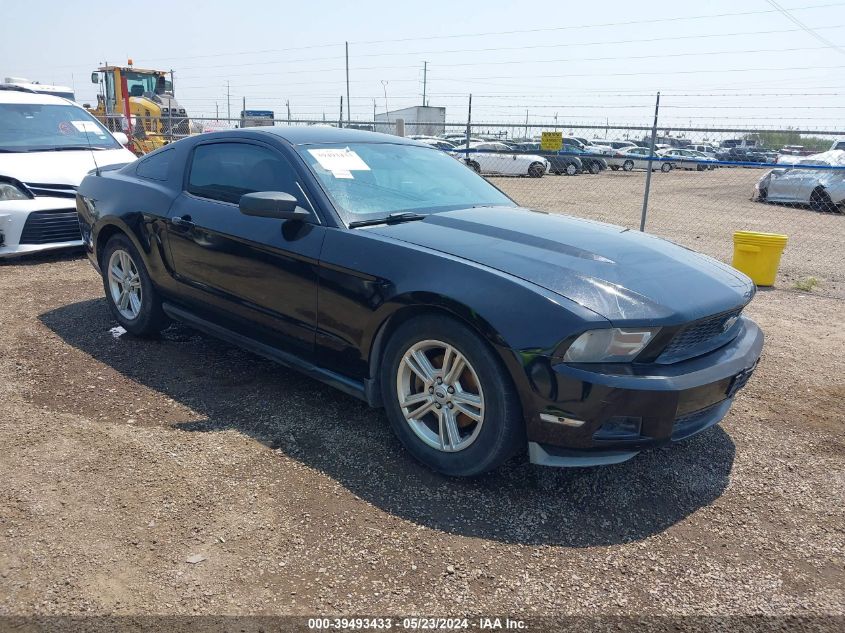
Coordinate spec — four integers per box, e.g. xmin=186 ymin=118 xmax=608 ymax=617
xmin=71 ymin=121 xmax=103 ymax=133
xmin=308 ymin=148 xmax=370 ymax=173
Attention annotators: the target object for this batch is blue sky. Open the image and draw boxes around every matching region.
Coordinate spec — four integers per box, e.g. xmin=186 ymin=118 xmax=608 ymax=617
xmin=2 ymin=0 xmax=844 ymax=128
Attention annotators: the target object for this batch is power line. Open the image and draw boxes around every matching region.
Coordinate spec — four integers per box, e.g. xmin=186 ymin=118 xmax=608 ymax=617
xmin=766 ymin=0 xmax=845 ymax=55
xmin=170 ymin=43 xmax=835 ymax=82
xmin=168 ymin=24 xmax=844 ymax=80
xmin=110 ymin=1 xmax=845 ymax=65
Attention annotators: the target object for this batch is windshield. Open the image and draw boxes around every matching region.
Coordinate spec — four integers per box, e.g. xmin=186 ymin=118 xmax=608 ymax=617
xmin=297 ymin=142 xmax=515 ymax=222
xmin=124 ymin=71 xmax=159 ymax=96
xmin=0 ymin=103 xmax=119 ymax=152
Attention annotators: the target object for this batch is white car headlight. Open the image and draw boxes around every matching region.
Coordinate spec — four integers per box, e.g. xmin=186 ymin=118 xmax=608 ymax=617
xmin=0 ymin=181 xmax=31 ymax=201
xmin=563 ymin=328 xmax=659 ymax=362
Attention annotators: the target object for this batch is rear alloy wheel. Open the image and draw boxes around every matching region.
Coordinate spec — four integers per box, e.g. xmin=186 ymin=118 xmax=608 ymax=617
xmin=588 ymin=162 xmax=600 ymax=174
xmin=381 ymin=315 xmax=523 ymax=476
xmin=622 ymin=160 xmax=634 ymax=172
xmin=565 ymin=163 xmax=578 ymax=176
xmin=661 ymin=162 xmax=672 ymax=173
xmin=101 ymin=234 xmax=169 ymax=336
xmin=809 ymin=187 xmax=838 ymax=213
xmin=528 ymin=162 xmax=545 ymax=178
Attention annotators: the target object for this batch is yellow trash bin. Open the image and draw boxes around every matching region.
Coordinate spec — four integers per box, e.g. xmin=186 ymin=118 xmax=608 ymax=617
xmin=732 ymin=231 xmax=788 ymax=286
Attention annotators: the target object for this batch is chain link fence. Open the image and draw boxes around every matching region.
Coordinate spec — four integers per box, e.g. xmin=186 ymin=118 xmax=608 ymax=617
xmin=96 ymin=112 xmax=844 ymax=298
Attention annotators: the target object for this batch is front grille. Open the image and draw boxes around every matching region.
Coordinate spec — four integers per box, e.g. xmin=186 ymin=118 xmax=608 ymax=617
xmin=23 ymin=182 xmax=77 ymax=199
xmin=19 ymin=209 xmax=81 ymax=245
xmin=658 ymin=308 xmax=743 ymax=363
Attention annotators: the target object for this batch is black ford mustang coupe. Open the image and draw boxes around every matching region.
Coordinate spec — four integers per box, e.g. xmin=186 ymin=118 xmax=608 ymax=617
xmin=76 ymin=128 xmax=763 ymax=476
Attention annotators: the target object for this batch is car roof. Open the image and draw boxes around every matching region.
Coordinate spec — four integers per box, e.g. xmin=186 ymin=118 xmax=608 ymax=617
xmin=0 ymin=89 xmax=75 ymax=106
xmin=219 ymin=126 xmax=424 ymax=146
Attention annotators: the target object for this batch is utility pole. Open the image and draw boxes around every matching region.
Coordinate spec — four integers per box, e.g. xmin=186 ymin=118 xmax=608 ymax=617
xmin=242 ymin=96 xmax=246 ymax=124
xmin=464 ymin=94 xmax=472 ymax=159
xmin=215 ymin=102 xmax=219 ymax=120
xmin=380 ymin=80 xmax=389 ymax=118
xmin=524 ymin=109 xmax=529 ymax=140
xmin=226 ymin=81 xmax=231 ymax=122
xmin=373 ymin=99 xmax=376 ymax=131
xmin=286 ymin=100 xmax=291 ymax=124
xmin=345 ymin=42 xmax=351 ymax=125
xmin=640 ymin=92 xmax=661 ymax=233
xmin=422 ymin=61 xmax=427 ymax=107
xmin=339 ymin=95 xmax=343 ymax=128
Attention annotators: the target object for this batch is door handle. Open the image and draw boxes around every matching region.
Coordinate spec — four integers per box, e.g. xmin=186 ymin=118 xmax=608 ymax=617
xmin=171 ymin=214 xmax=195 ymax=228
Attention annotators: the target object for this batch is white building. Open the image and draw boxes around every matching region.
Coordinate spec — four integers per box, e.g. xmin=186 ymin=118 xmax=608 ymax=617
xmin=374 ymin=106 xmax=445 ymax=137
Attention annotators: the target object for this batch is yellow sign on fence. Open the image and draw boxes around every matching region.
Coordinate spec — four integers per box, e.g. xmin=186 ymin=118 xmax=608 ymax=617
xmin=540 ymin=131 xmax=562 ymax=151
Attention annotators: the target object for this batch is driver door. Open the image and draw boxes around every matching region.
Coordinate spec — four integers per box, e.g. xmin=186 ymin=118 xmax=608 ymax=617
xmin=165 ymin=139 xmax=325 ymax=356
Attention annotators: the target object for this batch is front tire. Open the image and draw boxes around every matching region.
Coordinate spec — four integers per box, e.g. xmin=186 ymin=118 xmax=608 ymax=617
xmin=380 ymin=314 xmax=524 ymax=476
xmin=565 ymin=163 xmax=578 ymax=176
xmin=588 ymin=162 xmax=600 ymax=174
xmin=622 ymin=160 xmax=634 ymax=172
xmin=101 ymin=234 xmax=168 ymax=336
xmin=661 ymin=162 xmax=672 ymax=172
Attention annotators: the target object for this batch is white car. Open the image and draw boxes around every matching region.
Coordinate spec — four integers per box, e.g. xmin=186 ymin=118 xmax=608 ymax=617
xmin=658 ymin=148 xmax=717 ymax=171
xmin=607 ymin=147 xmax=673 ymax=172
xmin=755 ymin=150 xmax=845 ymax=213
xmin=591 ymin=139 xmax=638 ymax=152
xmin=0 ymin=89 xmax=136 ymax=258
xmin=689 ymin=143 xmax=718 ymax=158
xmin=457 ymin=142 xmax=549 ymax=177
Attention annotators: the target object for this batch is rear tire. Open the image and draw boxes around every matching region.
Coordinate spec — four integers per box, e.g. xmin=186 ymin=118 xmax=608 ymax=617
xmin=810 ymin=187 xmax=837 ymax=213
xmin=467 ymin=160 xmax=481 ymax=173
xmin=622 ymin=160 xmax=634 ymax=172
xmin=565 ymin=163 xmax=578 ymax=176
xmin=528 ymin=162 xmax=545 ymax=178
xmin=661 ymin=162 xmax=672 ymax=173
xmin=380 ymin=314 xmax=524 ymax=477
xmin=588 ymin=162 xmax=600 ymax=174
xmin=100 ymin=234 xmax=169 ymax=337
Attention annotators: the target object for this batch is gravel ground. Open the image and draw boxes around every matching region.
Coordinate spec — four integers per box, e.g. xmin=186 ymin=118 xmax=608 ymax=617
xmin=0 ymin=247 xmax=843 ymax=623
xmin=495 ymin=168 xmax=845 ymax=298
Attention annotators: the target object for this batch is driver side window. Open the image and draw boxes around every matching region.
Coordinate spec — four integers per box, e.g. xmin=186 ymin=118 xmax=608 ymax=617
xmin=187 ymin=142 xmax=307 ymax=207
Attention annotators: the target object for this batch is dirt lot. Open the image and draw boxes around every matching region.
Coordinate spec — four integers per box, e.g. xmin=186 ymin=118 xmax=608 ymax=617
xmin=495 ymin=168 xmax=845 ymax=298
xmin=0 ymin=169 xmax=843 ymax=623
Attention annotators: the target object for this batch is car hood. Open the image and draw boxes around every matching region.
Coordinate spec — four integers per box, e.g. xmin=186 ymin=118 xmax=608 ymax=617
xmin=365 ymin=206 xmax=754 ymax=323
xmin=0 ymin=148 xmax=136 ymax=186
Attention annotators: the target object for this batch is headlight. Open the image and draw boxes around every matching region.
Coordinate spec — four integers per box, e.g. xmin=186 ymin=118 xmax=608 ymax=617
xmin=0 ymin=181 xmax=30 ymax=201
xmin=563 ymin=328 xmax=659 ymax=363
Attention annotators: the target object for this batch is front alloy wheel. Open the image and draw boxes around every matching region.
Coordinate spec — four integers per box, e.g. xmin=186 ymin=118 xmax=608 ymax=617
xmin=397 ymin=340 xmax=485 ymax=452
xmin=108 ymin=249 xmax=143 ymax=320
xmin=381 ymin=314 xmax=524 ymax=476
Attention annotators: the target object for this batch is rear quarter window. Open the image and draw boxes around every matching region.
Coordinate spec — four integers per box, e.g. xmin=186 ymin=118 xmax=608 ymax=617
xmin=136 ymin=148 xmax=174 ymax=181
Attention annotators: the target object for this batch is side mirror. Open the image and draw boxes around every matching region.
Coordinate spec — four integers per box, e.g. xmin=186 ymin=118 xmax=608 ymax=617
xmin=239 ymin=191 xmax=311 ymax=221
xmin=113 ymin=132 xmax=129 ymax=146
xmin=91 ymin=72 xmax=99 ymax=84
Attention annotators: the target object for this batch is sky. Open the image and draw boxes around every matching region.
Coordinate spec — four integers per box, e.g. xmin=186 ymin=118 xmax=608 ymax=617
xmin=2 ymin=0 xmax=844 ymax=132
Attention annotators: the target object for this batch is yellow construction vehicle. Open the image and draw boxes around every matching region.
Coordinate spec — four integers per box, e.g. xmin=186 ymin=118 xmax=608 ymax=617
xmin=88 ymin=60 xmax=189 ymax=155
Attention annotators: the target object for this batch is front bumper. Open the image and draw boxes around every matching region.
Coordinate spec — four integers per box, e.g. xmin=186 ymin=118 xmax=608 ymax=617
xmin=0 ymin=199 xmax=82 ymax=259
xmin=522 ymin=316 xmax=764 ymax=467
